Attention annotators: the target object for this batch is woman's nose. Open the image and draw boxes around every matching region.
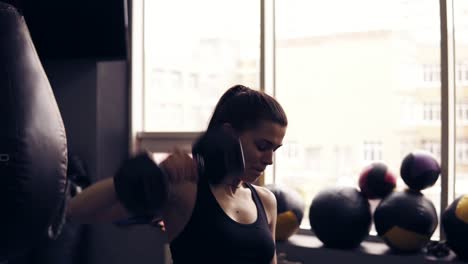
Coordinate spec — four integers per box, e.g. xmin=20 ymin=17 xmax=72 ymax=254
xmin=262 ymin=150 xmax=273 ymax=165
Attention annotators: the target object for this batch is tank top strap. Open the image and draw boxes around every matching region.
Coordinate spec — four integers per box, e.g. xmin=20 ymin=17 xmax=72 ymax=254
xmin=245 ymin=183 xmax=269 ymax=224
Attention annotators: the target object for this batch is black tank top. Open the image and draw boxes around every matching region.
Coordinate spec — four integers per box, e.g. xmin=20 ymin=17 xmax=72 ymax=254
xmin=169 ymin=177 xmax=275 ymax=264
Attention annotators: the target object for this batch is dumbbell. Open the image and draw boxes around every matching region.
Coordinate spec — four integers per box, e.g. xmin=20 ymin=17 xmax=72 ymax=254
xmin=113 ymin=126 xmax=245 ymax=219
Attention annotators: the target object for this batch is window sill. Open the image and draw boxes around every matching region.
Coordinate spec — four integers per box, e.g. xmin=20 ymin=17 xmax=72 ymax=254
xmin=276 ymin=232 xmax=463 ymax=264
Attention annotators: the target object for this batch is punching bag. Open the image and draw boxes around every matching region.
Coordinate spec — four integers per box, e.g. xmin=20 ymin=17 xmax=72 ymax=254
xmin=0 ymin=2 xmax=68 ymax=261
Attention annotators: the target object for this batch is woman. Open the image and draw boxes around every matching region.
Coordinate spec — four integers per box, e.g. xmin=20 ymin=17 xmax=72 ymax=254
xmin=68 ymin=85 xmax=288 ymax=264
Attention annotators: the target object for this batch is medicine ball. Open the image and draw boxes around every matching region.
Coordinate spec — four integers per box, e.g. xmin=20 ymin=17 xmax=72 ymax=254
xmin=358 ymin=162 xmax=396 ymax=199
xmin=442 ymin=194 xmax=468 ymax=261
xmin=0 ymin=3 xmax=67 ymax=261
xmin=400 ymin=151 xmax=440 ymax=191
xmin=374 ymin=190 xmax=438 ymax=253
xmin=266 ymin=184 xmax=305 ymax=241
xmin=309 ymin=187 xmax=371 ymax=249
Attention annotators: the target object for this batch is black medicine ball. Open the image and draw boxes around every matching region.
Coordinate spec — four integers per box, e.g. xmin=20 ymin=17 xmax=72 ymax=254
xmin=309 ymin=187 xmax=371 ymax=249
xmin=266 ymin=184 xmax=305 ymax=241
xmin=374 ymin=190 xmax=438 ymax=253
xmin=442 ymin=194 xmax=468 ymax=261
xmin=400 ymin=151 xmax=440 ymax=191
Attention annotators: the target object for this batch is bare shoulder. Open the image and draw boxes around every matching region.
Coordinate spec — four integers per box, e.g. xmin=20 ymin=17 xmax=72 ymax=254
xmin=252 ymin=185 xmax=277 ymax=214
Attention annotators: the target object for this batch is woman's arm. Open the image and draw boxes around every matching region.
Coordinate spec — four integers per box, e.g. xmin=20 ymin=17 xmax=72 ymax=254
xmin=67 ymin=177 xmax=129 ymax=223
xmin=67 ymin=149 xmax=198 ymax=225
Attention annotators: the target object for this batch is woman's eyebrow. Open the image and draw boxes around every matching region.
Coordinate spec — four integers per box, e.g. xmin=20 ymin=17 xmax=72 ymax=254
xmin=273 ymin=144 xmax=283 ymax=151
xmin=260 ymin=139 xmax=282 ymax=150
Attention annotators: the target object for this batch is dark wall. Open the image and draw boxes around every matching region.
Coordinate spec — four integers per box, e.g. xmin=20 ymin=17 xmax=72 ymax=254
xmin=1 ymin=0 xmax=165 ymax=262
xmin=44 ymin=59 xmax=166 ymax=264
xmin=44 ymin=60 xmax=98 ymax=179
xmin=13 ymin=0 xmax=166 ymax=261
xmin=44 ymin=60 xmax=129 ymax=182
xmin=96 ymin=61 xmax=130 ymax=180
xmin=21 ymin=0 xmax=127 ymax=60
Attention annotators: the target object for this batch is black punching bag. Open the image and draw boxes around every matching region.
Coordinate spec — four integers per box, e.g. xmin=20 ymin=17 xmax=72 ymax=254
xmin=0 ymin=2 xmax=68 ymax=261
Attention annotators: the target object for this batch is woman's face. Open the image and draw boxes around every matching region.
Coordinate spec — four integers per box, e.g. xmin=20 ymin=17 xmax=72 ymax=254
xmin=238 ymin=121 xmax=286 ymax=183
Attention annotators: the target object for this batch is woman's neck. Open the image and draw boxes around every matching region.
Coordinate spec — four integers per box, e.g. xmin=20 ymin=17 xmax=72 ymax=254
xmin=215 ymin=178 xmax=243 ymax=194
xmin=220 ymin=182 xmax=242 ymax=189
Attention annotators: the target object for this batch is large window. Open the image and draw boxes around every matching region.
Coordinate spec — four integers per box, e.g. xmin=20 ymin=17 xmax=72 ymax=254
xmin=141 ymin=0 xmax=260 ymax=132
xmin=133 ymin=0 xmax=465 ymax=239
xmin=455 ymin=0 xmax=468 ymax=198
xmin=275 ymin=0 xmax=443 ymax=230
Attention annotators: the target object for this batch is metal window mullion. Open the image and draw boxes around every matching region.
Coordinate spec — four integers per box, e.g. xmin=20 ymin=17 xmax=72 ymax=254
xmin=260 ymin=0 xmax=265 ymax=94
xmin=271 ymin=0 xmax=276 ymax=184
xmin=141 ymin=0 xmax=147 ymax=133
xmin=440 ymin=0 xmax=456 ymax=239
xmin=260 ymin=0 xmax=276 ymax=96
xmin=130 ymin=0 xmax=145 ymax=155
xmin=260 ymin=0 xmax=276 ymax=184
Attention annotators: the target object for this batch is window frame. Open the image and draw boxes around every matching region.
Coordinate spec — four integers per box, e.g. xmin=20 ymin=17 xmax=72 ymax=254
xmin=130 ymin=0 xmax=458 ymax=239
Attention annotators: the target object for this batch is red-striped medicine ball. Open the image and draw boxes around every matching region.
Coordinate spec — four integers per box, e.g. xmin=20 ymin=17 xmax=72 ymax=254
xmin=359 ymin=162 xmax=396 ymax=199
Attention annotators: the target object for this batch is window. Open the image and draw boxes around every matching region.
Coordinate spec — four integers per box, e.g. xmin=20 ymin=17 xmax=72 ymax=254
xmin=456 ymin=140 xmax=468 ymax=164
xmin=304 ymin=146 xmax=321 ymax=171
xmin=423 ymin=64 xmax=441 ymax=85
xmin=456 ymin=102 xmax=468 ymax=124
xmin=455 ymin=0 xmax=468 ymax=198
xmin=133 ymin=0 xmax=464 ymax=239
xmin=140 ymin=0 xmax=260 ymax=132
xmin=456 ymin=62 xmax=468 ymax=84
xmin=422 ymin=102 xmax=441 ymax=123
xmin=399 ymin=99 xmax=419 ymax=125
xmin=422 ymin=140 xmax=441 ymax=160
xmin=363 ymin=141 xmax=383 ymax=163
xmin=275 ymin=0 xmax=442 ymax=230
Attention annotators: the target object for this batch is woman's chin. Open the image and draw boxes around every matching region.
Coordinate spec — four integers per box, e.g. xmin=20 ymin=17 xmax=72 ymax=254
xmin=241 ymin=170 xmax=262 ymax=182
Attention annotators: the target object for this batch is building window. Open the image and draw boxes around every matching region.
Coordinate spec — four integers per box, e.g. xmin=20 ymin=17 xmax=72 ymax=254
xmin=422 ymin=64 xmax=441 ymax=85
xmin=304 ymin=146 xmax=321 ymax=171
xmin=456 ymin=102 xmax=468 ymax=124
xmin=456 ymin=62 xmax=468 ymax=84
xmin=422 ymin=140 xmax=441 ymax=161
xmin=363 ymin=141 xmax=383 ymax=162
xmin=457 ymin=140 xmax=468 ymax=164
xmin=422 ymin=102 xmax=441 ymax=123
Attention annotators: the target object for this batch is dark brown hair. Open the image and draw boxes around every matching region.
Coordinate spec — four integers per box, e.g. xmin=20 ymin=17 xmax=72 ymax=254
xmin=207 ymin=84 xmax=287 ymax=132
xmin=196 ymin=85 xmax=287 ymax=184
